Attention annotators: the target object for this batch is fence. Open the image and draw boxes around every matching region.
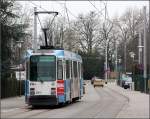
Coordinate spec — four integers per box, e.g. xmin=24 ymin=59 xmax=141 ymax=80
xmin=132 ymin=74 xmax=149 ymax=93
xmin=1 ymin=72 xmax=25 ymax=99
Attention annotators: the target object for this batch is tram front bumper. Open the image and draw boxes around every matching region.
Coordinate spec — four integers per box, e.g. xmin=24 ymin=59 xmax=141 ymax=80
xmin=27 ymin=95 xmax=58 ymax=106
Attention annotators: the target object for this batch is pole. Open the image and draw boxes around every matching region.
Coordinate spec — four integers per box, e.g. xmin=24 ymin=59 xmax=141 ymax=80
xmin=124 ymin=34 xmax=127 ymax=74
xmin=115 ymin=40 xmax=118 ymax=83
xmin=61 ymin=24 xmax=64 ymax=48
xmin=19 ymin=47 xmax=21 ymax=97
xmin=115 ymin=40 xmax=118 ymax=72
xmin=143 ymin=6 xmax=147 ymax=93
xmin=105 ymin=39 xmax=108 ymax=82
xmin=149 ymin=0 xmax=150 ymax=33
xmin=138 ymin=31 xmax=142 ymax=64
xmin=16 ymin=41 xmax=23 ymax=96
xmin=104 ymin=3 xmax=108 ymax=82
xmin=34 ymin=7 xmax=37 ymax=52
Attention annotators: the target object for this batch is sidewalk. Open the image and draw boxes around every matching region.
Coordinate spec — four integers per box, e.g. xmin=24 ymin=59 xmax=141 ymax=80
xmin=1 ymin=96 xmax=26 ymax=111
xmin=106 ymin=82 xmax=149 ymax=118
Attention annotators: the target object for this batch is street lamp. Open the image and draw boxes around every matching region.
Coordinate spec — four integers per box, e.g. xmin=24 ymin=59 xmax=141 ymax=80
xmin=129 ymin=52 xmax=135 ymax=79
xmin=105 ymin=39 xmax=108 ymax=83
xmin=129 ymin=52 xmax=135 ymax=62
xmin=118 ymin=58 xmax=122 ymax=86
xmin=16 ymin=40 xmax=24 ymax=97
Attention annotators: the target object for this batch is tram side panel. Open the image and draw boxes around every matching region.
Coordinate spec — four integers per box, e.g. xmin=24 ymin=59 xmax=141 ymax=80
xmin=64 ymin=60 xmax=71 ymax=102
xmin=79 ymin=63 xmax=83 ymax=98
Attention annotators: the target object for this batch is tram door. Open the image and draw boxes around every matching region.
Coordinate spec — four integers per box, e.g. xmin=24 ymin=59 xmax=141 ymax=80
xmin=70 ymin=61 xmax=74 ymax=99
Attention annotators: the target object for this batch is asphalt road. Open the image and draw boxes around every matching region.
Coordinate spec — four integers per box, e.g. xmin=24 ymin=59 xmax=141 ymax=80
xmin=1 ymin=82 xmax=128 ymax=118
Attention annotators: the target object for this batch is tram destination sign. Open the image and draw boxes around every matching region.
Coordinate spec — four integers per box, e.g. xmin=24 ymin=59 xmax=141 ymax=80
xmin=39 ymin=56 xmax=55 ymax=62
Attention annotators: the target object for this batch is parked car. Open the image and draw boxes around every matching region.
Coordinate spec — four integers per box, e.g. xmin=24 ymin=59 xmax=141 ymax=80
xmin=121 ymin=73 xmax=132 ymax=89
xmin=124 ymin=76 xmax=132 ymax=89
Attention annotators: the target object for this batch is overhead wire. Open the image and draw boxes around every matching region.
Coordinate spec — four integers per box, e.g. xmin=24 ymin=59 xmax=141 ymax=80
xmin=28 ymin=1 xmax=112 ymax=28
xmin=88 ymin=0 xmax=101 ymax=13
xmin=103 ymin=1 xmax=110 ymax=20
xmin=28 ymin=0 xmax=48 ymax=11
xmin=65 ymin=1 xmax=71 ymax=28
xmin=55 ymin=0 xmax=101 ymax=21
xmin=88 ymin=0 xmax=105 ymax=17
xmin=28 ymin=0 xmax=64 ymax=17
xmin=54 ymin=0 xmax=78 ymax=19
xmin=88 ymin=0 xmax=113 ymax=24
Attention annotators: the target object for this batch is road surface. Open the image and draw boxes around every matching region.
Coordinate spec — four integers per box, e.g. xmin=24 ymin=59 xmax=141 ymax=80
xmin=1 ymin=82 xmax=128 ymax=118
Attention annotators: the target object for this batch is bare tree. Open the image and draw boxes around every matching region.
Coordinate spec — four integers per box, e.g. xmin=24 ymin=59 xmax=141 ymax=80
xmin=73 ymin=11 xmax=101 ymax=54
xmin=117 ymin=7 xmax=145 ymax=72
xmin=98 ymin=19 xmax=114 ymax=71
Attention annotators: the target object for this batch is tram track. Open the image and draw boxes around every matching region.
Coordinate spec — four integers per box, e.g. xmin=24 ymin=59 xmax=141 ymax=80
xmin=6 ymin=105 xmax=70 ymax=118
xmin=2 ymin=105 xmax=54 ymax=118
xmin=69 ymin=86 xmax=114 ymax=118
xmin=1 ymin=83 xmax=129 ymax=118
xmin=8 ymin=107 xmax=51 ymax=118
xmin=93 ymin=87 xmax=115 ymax=118
xmin=1 ymin=107 xmax=32 ymax=118
xmin=23 ymin=109 xmax=51 ymax=118
xmin=94 ymin=86 xmax=128 ymax=118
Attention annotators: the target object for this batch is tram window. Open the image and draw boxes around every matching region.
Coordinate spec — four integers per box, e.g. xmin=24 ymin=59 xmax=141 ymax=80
xmin=78 ymin=62 xmax=81 ymax=79
xmin=26 ymin=61 xmax=29 ymax=80
xmin=73 ymin=61 xmax=77 ymax=78
xmin=30 ymin=56 xmax=56 ymax=81
xmin=71 ymin=61 xmax=73 ymax=79
xmin=66 ymin=60 xmax=70 ymax=79
xmin=80 ymin=63 xmax=82 ymax=78
xmin=57 ymin=60 xmax=63 ymax=80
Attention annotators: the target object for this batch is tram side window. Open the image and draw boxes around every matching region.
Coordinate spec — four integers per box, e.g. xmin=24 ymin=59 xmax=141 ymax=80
xmin=78 ymin=62 xmax=81 ymax=79
xmin=57 ymin=60 xmax=63 ymax=80
xmin=66 ymin=60 xmax=70 ymax=79
xmin=73 ymin=61 xmax=77 ymax=78
xmin=71 ymin=61 xmax=73 ymax=79
xmin=26 ymin=61 xmax=29 ymax=80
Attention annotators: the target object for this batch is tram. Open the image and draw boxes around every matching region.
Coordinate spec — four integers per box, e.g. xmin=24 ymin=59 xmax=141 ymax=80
xmin=25 ymin=48 xmax=84 ymax=106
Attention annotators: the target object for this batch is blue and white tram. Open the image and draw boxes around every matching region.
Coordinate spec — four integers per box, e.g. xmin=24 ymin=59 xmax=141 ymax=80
xmin=25 ymin=49 xmax=83 ymax=106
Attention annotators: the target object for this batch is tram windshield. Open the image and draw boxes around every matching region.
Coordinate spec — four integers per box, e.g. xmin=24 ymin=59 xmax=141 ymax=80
xmin=30 ymin=55 xmax=56 ymax=81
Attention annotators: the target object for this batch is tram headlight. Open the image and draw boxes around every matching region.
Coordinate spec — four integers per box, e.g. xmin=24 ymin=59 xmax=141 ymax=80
xmin=30 ymin=88 xmax=35 ymax=95
xmin=51 ymin=88 xmax=56 ymax=95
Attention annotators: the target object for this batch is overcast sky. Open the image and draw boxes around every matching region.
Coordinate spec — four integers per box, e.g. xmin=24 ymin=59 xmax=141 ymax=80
xmin=19 ymin=1 xmax=149 ymax=19
xmin=18 ymin=1 xmax=149 ymax=35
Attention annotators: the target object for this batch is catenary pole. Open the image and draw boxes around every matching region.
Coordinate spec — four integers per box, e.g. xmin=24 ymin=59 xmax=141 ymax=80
xmin=143 ymin=6 xmax=147 ymax=93
xmin=34 ymin=7 xmax=37 ymax=52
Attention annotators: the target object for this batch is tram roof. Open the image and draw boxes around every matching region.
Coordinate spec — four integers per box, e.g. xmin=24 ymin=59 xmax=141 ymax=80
xmin=25 ymin=49 xmax=82 ymax=62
